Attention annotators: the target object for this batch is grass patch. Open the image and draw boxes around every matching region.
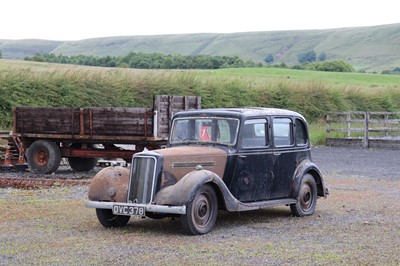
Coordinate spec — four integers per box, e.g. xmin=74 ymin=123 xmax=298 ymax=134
xmin=308 ymin=122 xmax=326 ymax=146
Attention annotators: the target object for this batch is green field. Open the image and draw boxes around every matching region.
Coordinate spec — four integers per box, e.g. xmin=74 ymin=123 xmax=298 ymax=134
xmin=1 ymin=60 xmax=400 ymax=144
xmin=199 ymin=67 xmax=400 ymax=87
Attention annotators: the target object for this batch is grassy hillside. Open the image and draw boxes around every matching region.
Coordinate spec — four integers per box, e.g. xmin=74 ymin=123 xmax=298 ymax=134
xmin=1 ymin=60 xmax=400 ymax=133
xmin=0 ymin=39 xmax=61 ymax=59
xmin=2 ymin=23 xmax=400 ymax=72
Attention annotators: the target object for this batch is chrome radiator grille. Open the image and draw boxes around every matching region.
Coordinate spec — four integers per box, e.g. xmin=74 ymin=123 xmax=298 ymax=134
xmin=128 ymin=156 xmax=157 ymax=204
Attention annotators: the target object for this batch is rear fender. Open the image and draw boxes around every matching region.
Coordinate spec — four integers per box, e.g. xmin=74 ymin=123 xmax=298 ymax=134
xmin=290 ymin=159 xmax=328 ymax=198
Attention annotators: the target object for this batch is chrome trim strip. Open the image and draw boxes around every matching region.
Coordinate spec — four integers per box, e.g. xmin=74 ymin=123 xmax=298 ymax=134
xmin=85 ymin=200 xmax=186 ymax=215
xmin=229 ymin=147 xmax=311 ymax=156
xmin=172 ymin=162 xmax=216 ymax=168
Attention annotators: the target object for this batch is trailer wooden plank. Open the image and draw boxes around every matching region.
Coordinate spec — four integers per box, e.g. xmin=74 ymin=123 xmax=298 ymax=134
xmin=14 ymin=95 xmax=200 ymax=141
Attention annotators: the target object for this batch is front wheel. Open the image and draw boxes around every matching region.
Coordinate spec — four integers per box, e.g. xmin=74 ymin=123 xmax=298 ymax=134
xmin=290 ymin=174 xmax=317 ymax=217
xmin=95 ymin=209 xmax=130 ymax=228
xmin=181 ymin=184 xmax=218 ymax=235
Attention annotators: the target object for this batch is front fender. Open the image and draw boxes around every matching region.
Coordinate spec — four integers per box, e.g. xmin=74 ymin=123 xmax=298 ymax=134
xmin=290 ymin=159 xmax=327 ymax=198
xmin=88 ymin=166 xmax=130 ymax=202
xmin=154 ymin=169 xmax=241 ymax=211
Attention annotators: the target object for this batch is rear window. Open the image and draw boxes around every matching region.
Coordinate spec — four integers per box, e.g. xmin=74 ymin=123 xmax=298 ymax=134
xmin=295 ymin=119 xmax=308 ymax=146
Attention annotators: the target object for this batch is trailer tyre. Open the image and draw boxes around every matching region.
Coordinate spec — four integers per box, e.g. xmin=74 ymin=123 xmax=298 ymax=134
xmin=68 ymin=157 xmax=98 ymax=172
xmin=26 ymin=140 xmax=61 ymax=174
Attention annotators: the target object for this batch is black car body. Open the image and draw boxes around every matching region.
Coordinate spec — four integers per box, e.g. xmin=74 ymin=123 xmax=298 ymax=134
xmin=86 ymin=108 xmax=328 ymax=235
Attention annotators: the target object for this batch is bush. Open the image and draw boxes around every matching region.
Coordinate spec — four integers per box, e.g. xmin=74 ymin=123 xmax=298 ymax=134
xmin=306 ymin=60 xmax=355 ymax=72
xmin=298 ymin=50 xmax=316 ymax=63
xmin=264 ymin=54 xmax=274 ymax=64
xmin=382 ymin=67 xmax=400 ymax=75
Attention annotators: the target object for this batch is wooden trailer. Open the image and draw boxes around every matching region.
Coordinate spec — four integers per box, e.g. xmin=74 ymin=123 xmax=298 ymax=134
xmin=12 ymin=95 xmax=201 ymax=174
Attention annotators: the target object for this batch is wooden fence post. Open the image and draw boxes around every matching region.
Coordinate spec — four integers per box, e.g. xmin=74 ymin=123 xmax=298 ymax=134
xmin=346 ymin=113 xmax=351 ymax=138
xmin=363 ymin=112 xmax=369 ymax=148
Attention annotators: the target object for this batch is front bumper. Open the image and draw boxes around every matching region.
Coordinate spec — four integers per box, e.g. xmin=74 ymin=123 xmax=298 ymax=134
xmin=85 ymin=200 xmax=186 ymax=215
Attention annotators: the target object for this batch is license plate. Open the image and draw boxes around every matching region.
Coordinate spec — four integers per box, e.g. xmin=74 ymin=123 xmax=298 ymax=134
xmin=112 ymin=204 xmax=145 ymax=216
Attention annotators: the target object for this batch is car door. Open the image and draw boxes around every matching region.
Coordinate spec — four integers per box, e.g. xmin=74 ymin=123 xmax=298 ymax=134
xmin=270 ymin=117 xmax=297 ymax=199
xmin=230 ymin=118 xmax=273 ymax=202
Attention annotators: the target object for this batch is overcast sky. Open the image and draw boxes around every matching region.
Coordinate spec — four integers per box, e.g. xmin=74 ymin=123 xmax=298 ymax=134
xmin=1 ymin=0 xmax=399 ymax=41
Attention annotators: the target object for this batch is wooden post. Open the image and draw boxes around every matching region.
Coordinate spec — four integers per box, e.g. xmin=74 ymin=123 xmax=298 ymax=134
xmin=363 ymin=112 xmax=369 ymax=148
xmin=326 ymin=113 xmax=331 ymax=139
xmin=184 ymin=96 xmax=189 ymax=110
xmin=384 ymin=113 xmax=389 ymax=136
xmin=196 ymin=96 xmax=201 ymax=109
xmin=13 ymin=109 xmax=17 ymax=134
xmin=346 ymin=113 xmax=351 ymax=138
xmin=168 ymin=96 xmax=174 ymax=131
xmin=79 ymin=108 xmax=85 ymax=137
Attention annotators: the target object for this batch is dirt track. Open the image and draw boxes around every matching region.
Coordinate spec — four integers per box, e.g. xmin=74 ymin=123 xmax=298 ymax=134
xmin=0 ymin=147 xmax=399 ymax=265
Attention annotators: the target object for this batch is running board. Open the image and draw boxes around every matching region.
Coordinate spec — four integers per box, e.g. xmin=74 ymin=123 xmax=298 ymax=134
xmin=237 ymin=198 xmax=297 ymax=212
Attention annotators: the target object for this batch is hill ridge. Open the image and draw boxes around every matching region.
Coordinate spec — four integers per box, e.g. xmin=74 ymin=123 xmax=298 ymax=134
xmin=1 ymin=23 xmax=400 ymax=71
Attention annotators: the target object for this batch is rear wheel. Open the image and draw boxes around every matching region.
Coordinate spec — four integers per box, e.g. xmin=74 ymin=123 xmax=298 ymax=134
xmin=68 ymin=157 xmax=98 ymax=171
xmin=95 ymin=209 xmax=130 ymax=228
xmin=290 ymin=174 xmax=317 ymax=217
xmin=26 ymin=140 xmax=61 ymax=174
xmin=181 ymin=184 xmax=218 ymax=235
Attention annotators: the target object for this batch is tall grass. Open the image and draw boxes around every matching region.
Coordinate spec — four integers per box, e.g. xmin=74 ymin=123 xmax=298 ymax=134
xmin=1 ymin=62 xmax=400 ymax=135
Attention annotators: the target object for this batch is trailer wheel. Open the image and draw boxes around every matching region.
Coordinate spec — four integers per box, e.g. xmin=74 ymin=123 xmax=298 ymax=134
xmin=68 ymin=157 xmax=98 ymax=172
xmin=26 ymin=140 xmax=61 ymax=174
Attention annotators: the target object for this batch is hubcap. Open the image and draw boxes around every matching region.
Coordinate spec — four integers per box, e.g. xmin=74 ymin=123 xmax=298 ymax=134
xmin=193 ymin=194 xmax=211 ymax=228
xmin=300 ymin=183 xmax=312 ymax=211
xmin=34 ymin=150 xmax=49 ymax=166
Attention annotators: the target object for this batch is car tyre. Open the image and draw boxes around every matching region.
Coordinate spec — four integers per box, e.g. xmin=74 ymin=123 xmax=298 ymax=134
xmin=290 ymin=174 xmax=317 ymax=217
xmin=96 ymin=208 xmax=130 ymax=228
xmin=181 ymin=184 xmax=218 ymax=235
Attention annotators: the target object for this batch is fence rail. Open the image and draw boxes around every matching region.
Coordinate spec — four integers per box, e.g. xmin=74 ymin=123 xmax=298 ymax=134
xmin=326 ymin=112 xmax=400 ymax=148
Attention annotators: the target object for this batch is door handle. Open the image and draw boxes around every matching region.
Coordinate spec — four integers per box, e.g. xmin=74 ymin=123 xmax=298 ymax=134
xmin=239 ymin=155 xmax=247 ymax=158
xmin=273 ymin=152 xmax=281 ymax=156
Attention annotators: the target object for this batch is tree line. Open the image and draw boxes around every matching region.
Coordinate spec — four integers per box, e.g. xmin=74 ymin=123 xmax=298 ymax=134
xmin=23 ymin=50 xmax=361 ymax=73
xmin=24 ymin=52 xmax=262 ymax=69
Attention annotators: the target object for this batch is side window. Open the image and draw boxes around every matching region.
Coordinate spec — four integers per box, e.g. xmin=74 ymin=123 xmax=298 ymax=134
xmin=295 ymin=119 xmax=308 ymax=146
xmin=241 ymin=119 xmax=268 ymax=148
xmin=217 ymin=119 xmax=231 ymax=143
xmin=273 ymin=118 xmax=293 ymax=147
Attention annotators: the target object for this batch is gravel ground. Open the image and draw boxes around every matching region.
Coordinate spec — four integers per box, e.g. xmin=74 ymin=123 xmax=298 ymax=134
xmin=0 ymin=146 xmax=399 ymax=265
xmin=2 ymin=146 xmax=399 ymax=181
xmin=312 ymin=146 xmax=400 ymax=181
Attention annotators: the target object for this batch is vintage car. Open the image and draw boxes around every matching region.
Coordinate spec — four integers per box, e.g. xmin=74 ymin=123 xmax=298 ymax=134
xmin=85 ymin=108 xmax=328 ymax=235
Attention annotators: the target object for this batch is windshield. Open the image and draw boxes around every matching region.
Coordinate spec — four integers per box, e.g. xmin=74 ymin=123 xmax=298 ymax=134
xmin=170 ymin=117 xmax=239 ymax=146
